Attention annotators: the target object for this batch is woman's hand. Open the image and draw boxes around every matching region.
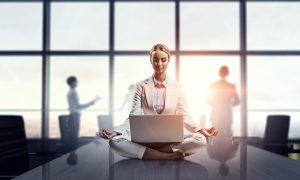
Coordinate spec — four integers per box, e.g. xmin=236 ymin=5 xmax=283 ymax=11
xmin=199 ymin=127 xmax=218 ymax=137
xmin=99 ymin=129 xmax=119 ymax=139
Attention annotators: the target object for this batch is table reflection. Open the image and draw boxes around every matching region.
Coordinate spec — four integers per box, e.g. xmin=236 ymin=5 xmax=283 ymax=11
xmin=110 ymin=159 xmax=208 ymax=180
xmin=207 ymin=136 xmax=239 ymax=177
xmin=17 ymin=138 xmax=300 ymax=180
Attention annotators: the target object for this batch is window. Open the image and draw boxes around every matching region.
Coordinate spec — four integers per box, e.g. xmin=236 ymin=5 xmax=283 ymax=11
xmin=0 ymin=56 xmax=42 ymax=138
xmin=0 ymin=3 xmax=42 ymax=50
xmin=248 ymin=3 xmax=300 ymax=50
xmin=180 ymin=56 xmax=240 ymax=136
xmin=51 ymin=2 xmax=109 ymax=50
xmin=49 ymin=56 xmax=109 ymax=137
xmin=180 ymin=2 xmax=239 ymax=50
xmin=248 ymin=56 xmax=300 ymax=138
xmin=2 ymin=0 xmax=300 ymax=139
xmin=115 ymin=2 xmax=175 ymax=50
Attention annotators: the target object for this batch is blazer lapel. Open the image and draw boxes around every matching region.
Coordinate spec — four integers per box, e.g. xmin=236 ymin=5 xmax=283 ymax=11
xmin=164 ymin=76 xmax=175 ymax=114
xmin=144 ymin=77 xmax=155 ymax=112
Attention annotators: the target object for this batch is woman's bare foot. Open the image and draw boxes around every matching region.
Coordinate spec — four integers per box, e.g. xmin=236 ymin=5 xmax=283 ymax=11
xmin=157 ymin=145 xmax=173 ymax=153
xmin=169 ymin=150 xmax=185 ymax=160
xmin=142 ymin=148 xmax=185 ymax=160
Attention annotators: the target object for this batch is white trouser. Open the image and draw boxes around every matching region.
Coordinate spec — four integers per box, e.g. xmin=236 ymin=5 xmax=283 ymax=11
xmin=109 ymin=133 xmax=207 ymax=159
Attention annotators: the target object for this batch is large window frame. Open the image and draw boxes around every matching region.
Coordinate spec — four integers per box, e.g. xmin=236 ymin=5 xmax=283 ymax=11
xmin=1 ymin=0 xmax=300 ymax=141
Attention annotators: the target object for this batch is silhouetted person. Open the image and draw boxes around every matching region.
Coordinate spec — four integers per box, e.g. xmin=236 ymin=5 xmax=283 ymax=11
xmin=206 ymin=66 xmax=239 ymax=137
xmin=66 ymin=76 xmax=100 ymax=151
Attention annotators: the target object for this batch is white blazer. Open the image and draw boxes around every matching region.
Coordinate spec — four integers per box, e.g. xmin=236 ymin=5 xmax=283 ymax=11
xmin=115 ymin=76 xmax=201 ymax=135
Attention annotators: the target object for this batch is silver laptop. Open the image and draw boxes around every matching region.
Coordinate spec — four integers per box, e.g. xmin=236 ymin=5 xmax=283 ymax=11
xmin=129 ymin=114 xmax=184 ymax=143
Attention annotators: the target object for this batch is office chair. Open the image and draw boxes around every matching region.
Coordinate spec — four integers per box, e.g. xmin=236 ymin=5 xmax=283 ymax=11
xmin=0 ymin=115 xmax=30 ymax=178
xmin=263 ymin=115 xmax=293 ymax=156
xmin=58 ymin=115 xmax=70 ymax=152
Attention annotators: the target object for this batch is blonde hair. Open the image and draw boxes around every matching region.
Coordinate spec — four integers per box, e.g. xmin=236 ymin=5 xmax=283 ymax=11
xmin=149 ymin=43 xmax=170 ymax=59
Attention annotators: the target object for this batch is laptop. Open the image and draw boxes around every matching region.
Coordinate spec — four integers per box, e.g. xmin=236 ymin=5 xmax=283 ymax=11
xmin=129 ymin=114 xmax=184 ymax=144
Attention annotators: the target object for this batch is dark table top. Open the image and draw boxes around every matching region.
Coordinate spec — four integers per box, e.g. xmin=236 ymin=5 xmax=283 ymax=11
xmin=14 ymin=137 xmax=300 ymax=180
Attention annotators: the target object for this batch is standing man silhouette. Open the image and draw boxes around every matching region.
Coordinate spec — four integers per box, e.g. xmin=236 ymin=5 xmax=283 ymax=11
xmin=206 ymin=66 xmax=239 ymax=137
xmin=66 ymin=76 xmax=100 ymax=150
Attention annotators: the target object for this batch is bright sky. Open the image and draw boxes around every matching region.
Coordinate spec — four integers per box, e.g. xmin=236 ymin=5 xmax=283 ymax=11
xmin=1 ymin=2 xmax=300 ymax=138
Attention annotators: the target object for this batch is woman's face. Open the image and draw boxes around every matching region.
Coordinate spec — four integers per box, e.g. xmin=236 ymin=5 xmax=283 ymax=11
xmin=150 ymin=50 xmax=170 ymax=75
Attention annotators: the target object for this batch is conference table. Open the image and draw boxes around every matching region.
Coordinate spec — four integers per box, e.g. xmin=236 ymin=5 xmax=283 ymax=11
xmin=14 ymin=137 xmax=300 ymax=180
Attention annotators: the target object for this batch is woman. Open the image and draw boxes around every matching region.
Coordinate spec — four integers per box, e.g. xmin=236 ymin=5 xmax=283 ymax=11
xmin=100 ymin=44 xmax=218 ymax=160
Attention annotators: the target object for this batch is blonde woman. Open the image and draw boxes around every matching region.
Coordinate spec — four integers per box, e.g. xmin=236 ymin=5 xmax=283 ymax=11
xmin=100 ymin=44 xmax=218 ymax=160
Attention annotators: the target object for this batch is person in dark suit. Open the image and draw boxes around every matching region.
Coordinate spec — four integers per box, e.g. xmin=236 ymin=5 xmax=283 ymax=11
xmin=206 ymin=66 xmax=240 ymax=137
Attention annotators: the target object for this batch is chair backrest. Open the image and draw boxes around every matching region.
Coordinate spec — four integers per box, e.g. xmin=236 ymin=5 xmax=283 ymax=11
xmin=58 ymin=115 xmax=70 ymax=144
xmin=264 ymin=115 xmax=290 ymax=146
xmin=0 ymin=115 xmax=29 ymax=176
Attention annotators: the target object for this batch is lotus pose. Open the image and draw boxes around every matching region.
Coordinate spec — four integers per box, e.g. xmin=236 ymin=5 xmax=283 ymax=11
xmin=100 ymin=44 xmax=218 ymax=160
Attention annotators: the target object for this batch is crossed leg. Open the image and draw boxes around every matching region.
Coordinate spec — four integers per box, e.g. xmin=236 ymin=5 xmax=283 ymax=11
xmin=109 ymin=133 xmax=207 ymax=160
